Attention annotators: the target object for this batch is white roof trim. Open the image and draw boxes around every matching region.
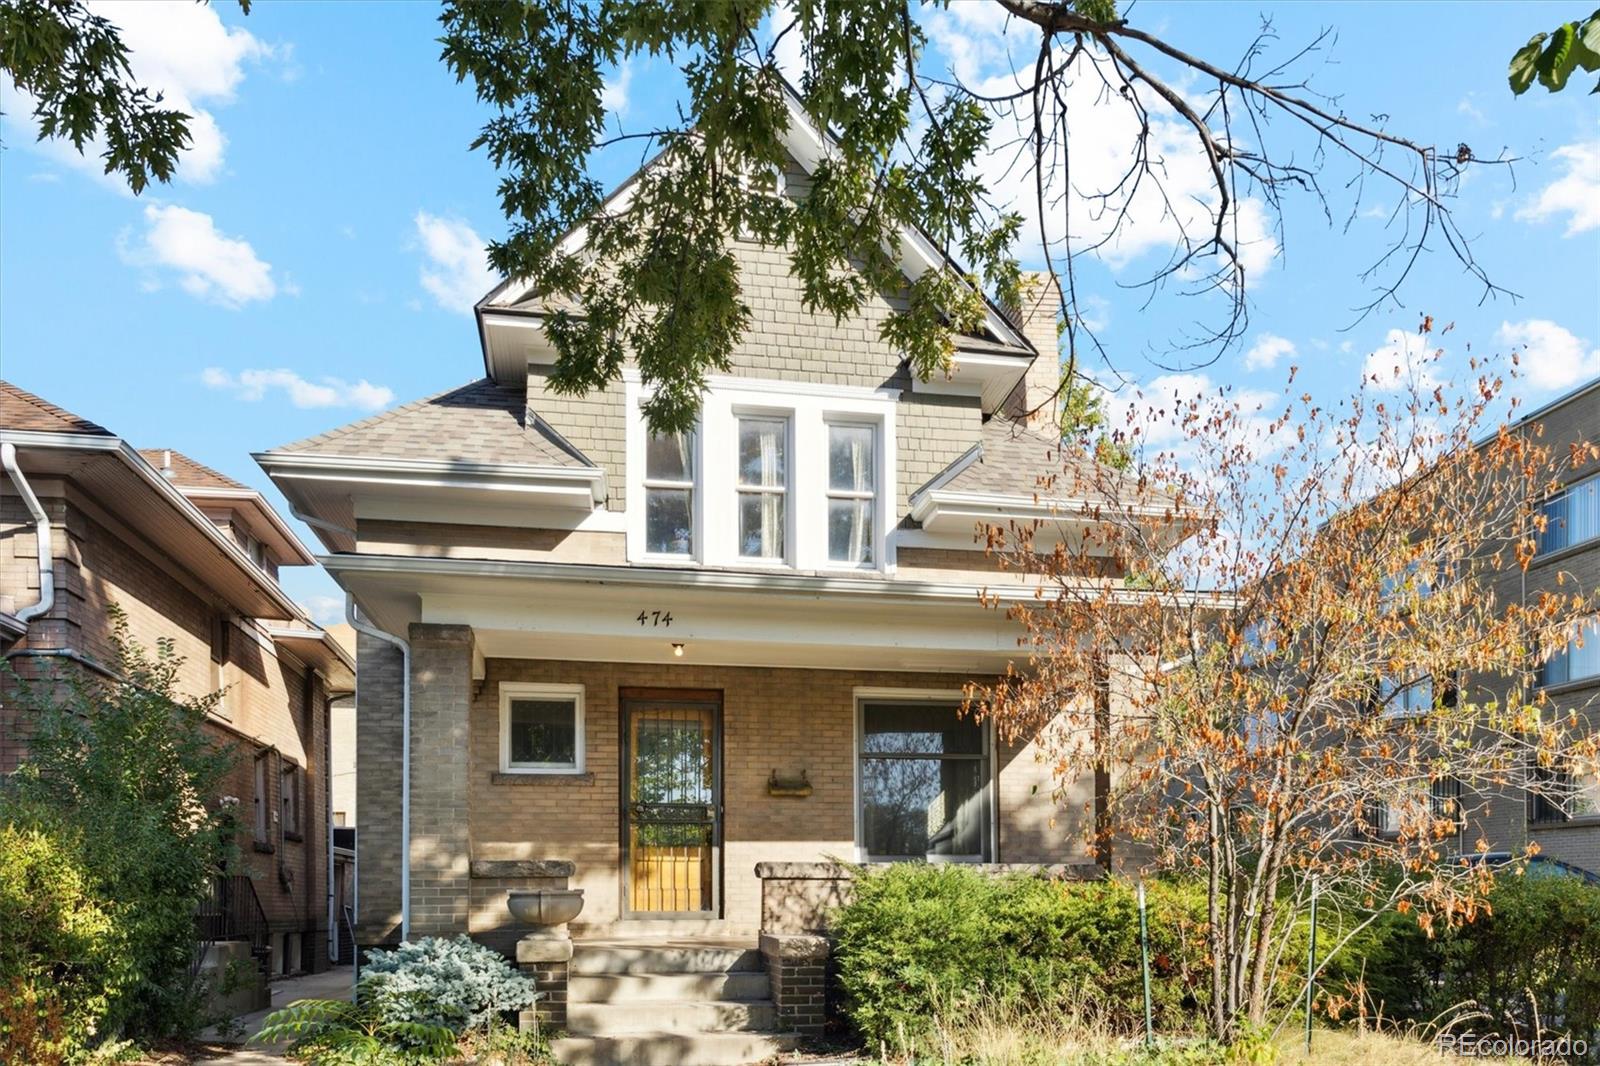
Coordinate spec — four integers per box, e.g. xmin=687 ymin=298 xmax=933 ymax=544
xmin=910 ymin=350 xmax=1029 ymax=411
xmin=255 ymin=450 xmax=605 ymax=507
xmin=174 ymin=485 xmax=318 ymax=566
xmin=910 ymin=487 xmax=1177 ymax=532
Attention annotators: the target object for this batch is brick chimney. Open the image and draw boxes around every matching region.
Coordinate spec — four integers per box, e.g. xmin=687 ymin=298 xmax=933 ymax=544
xmin=1004 ymin=270 xmax=1062 ymax=424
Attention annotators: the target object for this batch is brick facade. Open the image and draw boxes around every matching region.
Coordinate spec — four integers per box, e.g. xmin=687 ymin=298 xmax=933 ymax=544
xmin=2 ymin=476 xmax=335 ymax=971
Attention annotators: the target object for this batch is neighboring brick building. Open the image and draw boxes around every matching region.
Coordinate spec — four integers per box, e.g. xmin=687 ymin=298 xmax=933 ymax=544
xmin=1 ymin=382 xmax=355 ymax=977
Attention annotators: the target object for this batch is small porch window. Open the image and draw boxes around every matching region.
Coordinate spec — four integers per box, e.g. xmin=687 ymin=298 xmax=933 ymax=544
xmin=499 ymin=683 xmax=585 ymax=774
xmin=856 ymin=694 xmax=992 ymax=862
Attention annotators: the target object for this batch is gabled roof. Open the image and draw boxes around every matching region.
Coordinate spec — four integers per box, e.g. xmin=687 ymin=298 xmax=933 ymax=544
xmin=474 ymin=80 xmax=1036 ymax=386
xmin=1 ymin=381 xmax=112 ymax=436
xmin=139 ymin=449 xmax=251 ymax=491
xmin=272 ymin=379 xmax=594 ymax=469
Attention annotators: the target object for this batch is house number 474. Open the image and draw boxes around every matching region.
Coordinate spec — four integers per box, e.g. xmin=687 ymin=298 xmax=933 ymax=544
xmin=636 ymin=610 xmax=674 ymax=628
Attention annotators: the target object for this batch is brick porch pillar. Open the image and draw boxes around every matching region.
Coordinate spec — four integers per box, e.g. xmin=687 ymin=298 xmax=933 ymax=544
xmin=760 ymin=932 xmax=829 ymax=1038
xmin=407 ymin=623 xmax=474 ymax=938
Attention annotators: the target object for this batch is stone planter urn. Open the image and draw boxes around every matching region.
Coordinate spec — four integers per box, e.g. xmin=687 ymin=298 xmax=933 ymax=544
xmin=507 ymin=888 xmax=585 ymax=929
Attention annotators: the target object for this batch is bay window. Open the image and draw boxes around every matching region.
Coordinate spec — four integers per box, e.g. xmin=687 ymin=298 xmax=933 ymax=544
xmin=857 ymin=696 xmax=992 ymax=861
xmin=827 ymin=423 xmax=876 ymax=566
xmin=736 ymin=417 xmax=787 ymax=560
xmin=644 ymin=430 xmax=696 ymax=557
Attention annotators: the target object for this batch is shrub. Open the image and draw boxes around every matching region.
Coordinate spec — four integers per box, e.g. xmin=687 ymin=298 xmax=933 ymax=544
xmin=358 ymin=936 xmax=538 ymax=1033
xmin=0 ymin=611 xmax=234 ymax=1049
xmin=0 ymin=824 xmax=126 ymax=1064
xmin=255 ymin=997 xmax=457 ymax=1065
xmin=1361 ymin=870 xmax=1600 ymax=1047
xmin=831 ymin=864 xmax=1208 ymax=1055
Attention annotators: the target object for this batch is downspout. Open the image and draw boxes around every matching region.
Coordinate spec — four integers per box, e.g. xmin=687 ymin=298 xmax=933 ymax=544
xmin=2 ymin=442 xmax=54 ymax=622
xmin=324 ymin=689 xmax=335 ymax=965
xmin=346 ymin=594 xmax=410 ymax=942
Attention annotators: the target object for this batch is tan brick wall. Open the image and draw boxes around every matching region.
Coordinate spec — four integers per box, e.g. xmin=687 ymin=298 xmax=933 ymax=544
xmin=407 ymin=623 xmax=475 ymax=937
xmin=355 ymin=630 xmax=406 ymax=947
xmin=464 ymin=657 xmax=1095 ymax=933
xmin=0 ymin=479 xmax=333 ymax=966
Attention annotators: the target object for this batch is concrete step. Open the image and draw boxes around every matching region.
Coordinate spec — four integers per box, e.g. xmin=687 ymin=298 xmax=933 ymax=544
xmin=552 ymin=1030 xmax=800 ymax=1066
xmin=571 ymin=944 xmax=762 ymax=976
xmin=567 ymin=999 xmax=779 ymax=1035
xmin=569 ymin=970 xmax=771 ymax=1004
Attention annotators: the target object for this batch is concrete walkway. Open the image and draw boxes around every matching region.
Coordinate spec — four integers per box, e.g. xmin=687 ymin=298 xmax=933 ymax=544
xmin=196 ymin=964 xmax=356 ymax=1063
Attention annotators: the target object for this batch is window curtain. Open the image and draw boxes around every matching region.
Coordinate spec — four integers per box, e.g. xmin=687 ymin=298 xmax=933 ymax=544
xmin=846 ymin=433 xmax=870 ymax=562
xmin=757 ymin=424 xmax=782 ymax=554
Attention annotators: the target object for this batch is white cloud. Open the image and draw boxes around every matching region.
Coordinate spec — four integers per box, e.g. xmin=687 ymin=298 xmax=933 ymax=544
xmin=298 ymin=595 xmax=347 ymax=627
xmin=1517 ymin=141 xmax=1600 ymax=236
xmin=414 ymin=212 xmax=498 ymax=312
xmin=202 ymin=367 xmax=394 ymax=410
xmin=1362 ymin=329 xmax=1442 ymax=392
xmin=1243 ymin=333 xmax=1295 ymax=372
xmin=120 ymin=205 xmax=276 ymax=307
xmin=2 ymin=1 xmax=276 ymax=188
xmin=921 ymin=11 xmax=1278 ymax=282
xmin=601 ymin=60 xmax=634 ymax=115
xmin=1496 ymin=319 xmax=1600 ymax=392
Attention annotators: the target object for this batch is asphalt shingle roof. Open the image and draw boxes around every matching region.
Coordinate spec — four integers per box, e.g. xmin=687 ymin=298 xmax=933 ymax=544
xmin=1 ymin=380 xmax=112 ymax=436
xmin=927 ymin=417 xmax=1146 ymax=501
xmin=138 ymin=449 xmax=251 ymax=491
xmin=274 ymin=378 xmax=593 ymax=468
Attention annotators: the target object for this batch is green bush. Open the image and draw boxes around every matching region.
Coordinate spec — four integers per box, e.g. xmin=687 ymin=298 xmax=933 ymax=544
xmin=1362 ymin=870 xmax=1600 ymax=1048
xmin=0 ymin=610 xmax=236 ymax=1050
xmin=831 ymin=864 xmax=1208 ymax=1054
xmin=0 ymin=824 xmax=126 ymax=1064
xmin=359 ymin=936 xmax=538 ymax=1033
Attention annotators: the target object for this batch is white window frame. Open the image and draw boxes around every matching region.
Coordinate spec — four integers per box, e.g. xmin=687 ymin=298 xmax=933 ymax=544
xmin=638 ymin=428 xmax=701 ymax=563
xmin=1536 ymin=471 xmax=1600 ymax=557
xmin=1540 ymin=615 xmax=1600 ymax=689
xmin=733 ymin=411 xmax=792 ymax=564
xmin=824 ymin=419 xmax=880 ymax=570
xmin=851 ymin=687 xmax=996 ymax=864
xmin=498 ymin=682 xmax=586 ymax=775
xmin=625 ymin=372 xmax=896 ymax=571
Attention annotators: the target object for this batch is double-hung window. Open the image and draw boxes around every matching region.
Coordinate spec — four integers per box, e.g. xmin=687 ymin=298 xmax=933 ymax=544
xmin=857 ymin=697 xmax=992 ymax=861
xmin=736 ymin=417 xmax=787 ymax=560
xmin=827 ymin=423 xmax=876 ymax=567
xmin=1537 ymin=473 xmax=1599 ymax=557
xmin=1378 ymin=675 xmax=1434 ymax=718
xmin=644 ymin=431 xmax=696 ymax=557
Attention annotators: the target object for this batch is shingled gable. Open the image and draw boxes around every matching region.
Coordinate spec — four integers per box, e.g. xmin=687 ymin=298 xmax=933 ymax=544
xmin=271 ymin=378 xmax=593 ymax=469
xmin=474 ymin=80 xmax=1038 ymax=389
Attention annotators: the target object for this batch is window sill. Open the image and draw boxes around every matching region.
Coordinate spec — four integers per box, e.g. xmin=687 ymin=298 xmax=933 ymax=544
xmin=491 ymin=772 xmax=595 ymax=786
xmin=1528 ymin=537 xmax=1599 ymax=572
xmin=283 ymin=831 xmax=304 ymax=843
xmin=1540 ymin=676 xmax=1600 ymax=699
xmin=1530 ymin=815 xmax=1600 ymax=831
xmin=252 ymin=841 xmax=275 ymax=854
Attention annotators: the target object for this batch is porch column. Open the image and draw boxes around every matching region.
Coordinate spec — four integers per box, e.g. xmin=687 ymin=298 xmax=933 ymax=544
xmin=408 ymin=623 xmax=475 ymax=938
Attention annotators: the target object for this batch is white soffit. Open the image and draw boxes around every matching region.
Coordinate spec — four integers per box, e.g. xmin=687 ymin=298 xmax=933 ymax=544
xmin=909 ymin=350 xmax=1029 ymax=412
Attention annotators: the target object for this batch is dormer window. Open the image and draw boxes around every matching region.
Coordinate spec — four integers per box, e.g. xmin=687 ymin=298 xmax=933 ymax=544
xmin=644 ymin=430 xmax=696 ymax=557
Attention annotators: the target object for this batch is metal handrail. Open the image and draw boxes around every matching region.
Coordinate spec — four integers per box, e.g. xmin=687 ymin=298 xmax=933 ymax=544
xmin=193 ymin=873 xmax=271 ymax=976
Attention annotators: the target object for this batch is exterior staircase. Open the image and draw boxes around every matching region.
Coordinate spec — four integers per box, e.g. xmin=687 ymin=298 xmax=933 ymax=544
xmin=553 ymin=939 xmax=800 ymax=1066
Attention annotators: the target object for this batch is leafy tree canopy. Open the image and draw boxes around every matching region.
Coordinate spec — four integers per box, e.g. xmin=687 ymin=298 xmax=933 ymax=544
xmin=1509 ymin=8 xmax=1600 ymax=95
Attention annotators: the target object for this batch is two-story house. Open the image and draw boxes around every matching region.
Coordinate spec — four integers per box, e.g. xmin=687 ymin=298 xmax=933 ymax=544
xmin=1 ymin=382 xmax=355 ymax=986
xmin=256 ymin=91 xmax=1155 ymax=1061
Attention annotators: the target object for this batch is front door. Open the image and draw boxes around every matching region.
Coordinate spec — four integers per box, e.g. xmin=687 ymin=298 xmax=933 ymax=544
xmin=621 ymin=689 xmax=721 ymax=916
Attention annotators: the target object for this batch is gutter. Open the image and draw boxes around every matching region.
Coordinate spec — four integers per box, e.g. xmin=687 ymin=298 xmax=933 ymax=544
xmin=345 ymin=594 xmax=411 ymax=943
xmin=2 ymin=441 xmax=54 ymax=623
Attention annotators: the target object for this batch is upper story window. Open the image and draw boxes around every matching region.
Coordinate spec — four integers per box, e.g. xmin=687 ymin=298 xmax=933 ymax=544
xmin=828 ymin=423 xmax=876 ymax=567
xmin=1540 ymin=616 xmax=1600 ymax=688
xmin=1537 ymin=472 xmax=1599 ymax=557
xmin=626 ymin=374 xmax=895 ymax=570
xmin=644 ymin=431 xmax=696 ymax=557
xmin=1378 ymin=675 xmax=1434 ymax=718
xmin=737 ymin=417 xmax=787 ymax=560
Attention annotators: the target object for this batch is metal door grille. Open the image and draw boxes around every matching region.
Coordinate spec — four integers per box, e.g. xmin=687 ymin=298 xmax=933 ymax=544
xmin=623 ymin=697 xmax=720 ymax=915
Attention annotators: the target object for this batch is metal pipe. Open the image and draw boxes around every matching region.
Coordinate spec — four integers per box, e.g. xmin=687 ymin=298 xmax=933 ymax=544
xmin=345 ymin=594 xmax=410 ymax=942
xmin=2 ymin=442 xmax=54 ymax=623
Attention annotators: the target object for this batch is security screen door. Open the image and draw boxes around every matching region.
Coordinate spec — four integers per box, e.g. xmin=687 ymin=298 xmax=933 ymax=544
xmin=621 ymin=690 xmax=721 ymax=915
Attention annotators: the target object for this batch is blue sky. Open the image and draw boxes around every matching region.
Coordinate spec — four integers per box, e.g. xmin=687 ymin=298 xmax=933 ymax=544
xmin=2 ymin=1 xmax=1597 ymax=622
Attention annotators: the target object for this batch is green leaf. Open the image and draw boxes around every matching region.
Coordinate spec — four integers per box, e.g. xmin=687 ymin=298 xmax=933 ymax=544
xmin=1573 ymin=13 xmax=1600 ymax=71
xmin=1537 ymin=23 xmax=1578 ymax=91
xmin=1509 ymin=33 xmax=1546 ymax=94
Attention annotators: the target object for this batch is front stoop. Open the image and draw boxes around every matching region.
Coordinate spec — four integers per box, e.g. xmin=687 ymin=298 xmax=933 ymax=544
xmin=549 ymin=939 xmax=801 ymax=1066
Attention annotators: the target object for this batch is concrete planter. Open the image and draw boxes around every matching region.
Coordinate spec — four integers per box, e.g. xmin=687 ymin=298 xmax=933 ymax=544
xmin=507 ymin=888 xmax=585 ymax=928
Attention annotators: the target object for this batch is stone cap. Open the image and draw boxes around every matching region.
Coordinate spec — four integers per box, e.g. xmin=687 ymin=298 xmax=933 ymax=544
xmin=471 ymin=859 xmax=576 ymax=879
xmin=760 ymin=932 xmax=830 ymax=962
